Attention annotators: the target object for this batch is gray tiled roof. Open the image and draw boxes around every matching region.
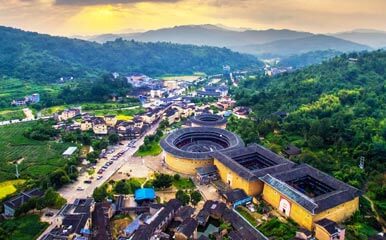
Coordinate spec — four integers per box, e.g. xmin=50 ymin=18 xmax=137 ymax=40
xmin=190 ymin=113 xmax=227 ymax=126
xmin=160 ymin=127 xmax=244 ymax=160
xmin=211 ymin=144 xmax=294 ymax=181
xmin=260 ymin=164 xmax=361 ymax=214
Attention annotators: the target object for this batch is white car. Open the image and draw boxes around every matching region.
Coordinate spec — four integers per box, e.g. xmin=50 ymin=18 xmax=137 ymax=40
xmin=246 ymin=203 xmax=256 ymax=212
xmin=77 ymin=187 xmax=84 ymax=191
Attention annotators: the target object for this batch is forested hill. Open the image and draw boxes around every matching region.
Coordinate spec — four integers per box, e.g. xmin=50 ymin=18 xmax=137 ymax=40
xmin=232 ymin=51 xmax=386 ymax=237
xmin=0 ymin=26 xmax=260 ymax=82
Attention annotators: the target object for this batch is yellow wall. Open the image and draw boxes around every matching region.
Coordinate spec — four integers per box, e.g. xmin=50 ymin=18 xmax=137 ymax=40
xmin=313 ymin=197 xmax=359 ymax=224
xmin=314 ymin=225 xmax=332 ymax=240
xmin=164 ymin=152 xmax=213 ymax=175
xmin=213 ymin=158 xmax=263 ymax=196
xmin=262 ymin=184 xmax=359 ymax=231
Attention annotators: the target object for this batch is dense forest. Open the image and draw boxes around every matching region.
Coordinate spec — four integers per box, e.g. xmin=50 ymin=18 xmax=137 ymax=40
xmin=278 ymin=50 xmax=342 ymax=68
xmin=231 ymin=50 xmax=386 ymax=238
xmin=0 ymin=26 xmax=261 ymax=83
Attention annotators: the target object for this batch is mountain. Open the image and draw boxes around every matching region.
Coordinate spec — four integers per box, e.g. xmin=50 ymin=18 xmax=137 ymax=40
xmin=332 ymin=29 xmax=386 ymax=49
xmin=87 ymin=24 xmax=313 ymax=47
xmin=0 ymin=26 xmax=261 ymax=83
xmin=86 ymin=25 xmax=373 ymax=57
xmin=278 ymin=50 xmax=342 ymax=68
xmin=232 ymin=50 xmax=386 ymax=238
xmin=233 ymin=35 xmax=371 ymax=57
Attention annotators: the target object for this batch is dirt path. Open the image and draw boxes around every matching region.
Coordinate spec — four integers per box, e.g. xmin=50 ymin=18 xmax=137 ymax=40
xmin=363 ymin=195 xmax=386 ymax=232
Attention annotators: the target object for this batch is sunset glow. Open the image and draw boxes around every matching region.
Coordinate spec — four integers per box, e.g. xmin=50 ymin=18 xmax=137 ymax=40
xmin=0 ymin=0 xmax=386 ymax=36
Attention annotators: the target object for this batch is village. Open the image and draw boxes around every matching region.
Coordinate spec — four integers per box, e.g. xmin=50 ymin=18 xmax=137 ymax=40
xmin=1 ymin=68 xmax=368 ymax=240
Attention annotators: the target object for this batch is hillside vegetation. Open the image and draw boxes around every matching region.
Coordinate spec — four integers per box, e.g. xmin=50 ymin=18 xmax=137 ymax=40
xmin=0 ymin=26 xmax=260 ymax=83
xmin=232 ymin=50 xmax=386 ymax=238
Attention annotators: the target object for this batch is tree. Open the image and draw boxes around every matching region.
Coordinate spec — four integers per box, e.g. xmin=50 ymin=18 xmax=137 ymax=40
xmin=153 ymin=174 xmax=173 ymax=189
xmin=48 ymin=169 xmax=70 ymax=189
xmin=108 ymin=133 xmax=119 ymax=145
xmin=37 ymin=188 xmax=66 ymax=210
xmin=173 ymin=174 xmax=181 ymax=181
xmin=114 ymin=180 xmax=130 ymax=194
xmin=190 ymin=191 xmax=202 ymax=206
xmin=93 ymin=184 xmax=109 ymax=202
xmin=176 ymin=190 xmax=190 ymax=205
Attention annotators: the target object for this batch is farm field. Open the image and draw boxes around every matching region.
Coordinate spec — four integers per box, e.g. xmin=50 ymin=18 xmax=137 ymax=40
xmin=40 ymin=102 xmax=143 ymax=117
xmin=0 ymin=122 xmax=70 ymax=182
xmin=0 ymin=109 xmax=25 ymax=121
xmin=0 ymin=77 xmax=63 ymax=105
xmin=160 ymin=74 xmax=203 ymax=82
xmin=0 ymin=179 xmax=26 ymax=200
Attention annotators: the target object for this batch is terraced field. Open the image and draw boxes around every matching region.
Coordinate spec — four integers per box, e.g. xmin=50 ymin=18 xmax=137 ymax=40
xmin=0 ymin=122 xmax=70 ymax=182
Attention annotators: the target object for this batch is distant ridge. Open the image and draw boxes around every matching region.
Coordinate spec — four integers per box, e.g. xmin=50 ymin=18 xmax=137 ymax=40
xmin=232 ymin=34 xmax=371 ymax=57
xmin=84 ymin=24 xmax=371 ymax=57
xmin=332 ymin=29 xmax=386 ymax=49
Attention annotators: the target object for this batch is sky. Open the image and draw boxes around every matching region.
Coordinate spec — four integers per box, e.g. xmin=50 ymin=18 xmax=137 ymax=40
xmin=0 ymin=0 xmax=386 ymax=36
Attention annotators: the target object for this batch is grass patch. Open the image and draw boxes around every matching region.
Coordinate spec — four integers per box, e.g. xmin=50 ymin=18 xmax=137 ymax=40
xmin=257 ymin=217 xmax=297 ymax=240
xmin=173 ymin=177 xmax=195 ymax=190
xmin=0 ymin=179 xmax=26 ymax=200
xmin=0 ymin=122 xmax=70 ymax=182
xmin=236 ymin=206 xmax=258 ymax=226
xmin=134 ymin=141 xmax=162 ymax=157
xmin=0 ymin=214 xmax=49 ymax=240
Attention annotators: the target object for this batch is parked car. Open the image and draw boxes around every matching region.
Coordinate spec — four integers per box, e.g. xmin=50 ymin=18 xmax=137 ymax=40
xmin=97 ymin=175 xmax=103 ymax=180
xmin=84 ymin=180 xmax=92 ymax=184
xmin=246 ymin=203 xmax=256 ymax=212
xmin=77 ymin=187 xmax=84 ymax=191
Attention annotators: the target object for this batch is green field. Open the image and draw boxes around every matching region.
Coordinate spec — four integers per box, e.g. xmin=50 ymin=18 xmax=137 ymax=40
xmin=173 ymin=177 xmax=195 ymax=190
xmin=41 ymin=103 xmax=143 ymax=117
xmin=0 ymin=122 xmax=70 ymax=182
xmin=134 ymin=141 xmax=162 ymax=157
xmin=160 ymin=75 xmax=202 ymax=82
xmin=0 ymin=214 xmax=49 ymax=240
xmin=0 ymin=179 xmax=26 ymax=200
xmin=0 ymin=77 xmax=62 ymax=105
xmin=0 ymin=109 xmax=25 ymax=121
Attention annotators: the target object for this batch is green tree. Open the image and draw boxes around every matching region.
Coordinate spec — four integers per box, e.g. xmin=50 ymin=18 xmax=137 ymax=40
xmin=153 ymin=174 xmax=173 ymax=189
xmin=108 ymin=133 xmax=119 ymax=145
xmin=93 ymin=184 xmax=109 ymax=202
xmin=176 ymin=190 xmax=190 ymax=205
xmin=114 ymin=180 xmax=130 ymax=194
xmin=190 ymin=191 xmax=202 ymax=206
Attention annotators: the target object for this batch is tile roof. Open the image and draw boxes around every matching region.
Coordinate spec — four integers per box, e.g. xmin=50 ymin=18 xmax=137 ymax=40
xmin=4 ymin=188 xmax=44 ymax=210
xmin=211 ymin=144 xmax=294 ymax=181
xmin=176 ymin=217 xmax=198 ymax=237
xmin=260 ymin=164 xmax=361 ymax=214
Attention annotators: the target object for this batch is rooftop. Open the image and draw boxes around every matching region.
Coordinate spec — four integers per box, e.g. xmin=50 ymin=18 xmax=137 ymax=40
xmin=134 ymin=188 xmax=156 ymax=202
xmin=160 ymin=127 xmax=244 ymax=160
xmin=211 ymin=144 xmax=294 ymax=181
xmin=62 ymin=146 xmax=77 ymax=156
xmin=190 ymin=113 xmax=227 ymax=126
xmin=260 ymin=164 xmax=361 ymax=214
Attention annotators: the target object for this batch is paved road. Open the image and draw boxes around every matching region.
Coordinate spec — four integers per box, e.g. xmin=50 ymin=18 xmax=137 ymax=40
xmin=38 ymin=121 xmax=161 ymax=239
xmin=59 ymin=121 xmax=161 ymax=203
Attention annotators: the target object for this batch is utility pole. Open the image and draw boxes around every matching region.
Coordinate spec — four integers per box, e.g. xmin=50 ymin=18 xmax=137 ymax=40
xmin=359 ymin=156 xmax=365 ymax=170
xmin=15 ymin=163 xmax=20 ymax=178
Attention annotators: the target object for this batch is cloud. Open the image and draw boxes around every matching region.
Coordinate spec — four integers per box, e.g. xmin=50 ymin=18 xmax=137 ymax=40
xmin=55 ymin=0 xmax=181 ymax=5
